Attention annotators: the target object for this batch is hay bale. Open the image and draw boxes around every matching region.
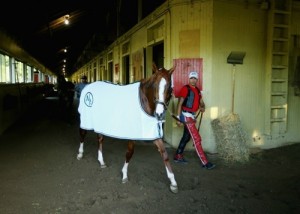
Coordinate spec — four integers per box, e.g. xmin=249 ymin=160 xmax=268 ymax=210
xmin=211 ymin=113 xmax=250 ymax=163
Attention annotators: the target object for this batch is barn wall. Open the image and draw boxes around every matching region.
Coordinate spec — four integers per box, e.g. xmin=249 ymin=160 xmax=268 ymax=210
xmin=165 ymin=0 xmax=215 ymax=151
xmin=287 ymin=5 xmax=300 ymax=142
xmin=211 ymin=1 xmax=268 ymax=150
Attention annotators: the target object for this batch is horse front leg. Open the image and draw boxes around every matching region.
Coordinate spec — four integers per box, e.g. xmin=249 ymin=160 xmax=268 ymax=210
xmin=77 ymin=128 xmax=87 ymax=160
xmin=97 ymin=134 xmax=107 ymax=168
xmin=154 ymin=139 xmax=178 ymax=193
xmin=121 ymin=140 xmax=135 ymax=183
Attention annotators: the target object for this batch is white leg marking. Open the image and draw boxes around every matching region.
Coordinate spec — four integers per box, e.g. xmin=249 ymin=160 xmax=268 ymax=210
xmin=121 ymin=162 xmax=129 ymax=183
xmin=98 ymin=150 xmax=107 ymax=168
xmin=77 ymin=142 xmax=84 ymax=160
xmin=155 ymin=78 xmax=166 ymax=115
xmin=165 ymin=166 xmax=178 ymax=194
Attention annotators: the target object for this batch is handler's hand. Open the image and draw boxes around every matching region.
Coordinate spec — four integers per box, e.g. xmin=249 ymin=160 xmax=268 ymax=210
xmin=176 ymin=121 xmax=183 ymax=126
xmin=176 ymin=116 xmax=183 ymax=126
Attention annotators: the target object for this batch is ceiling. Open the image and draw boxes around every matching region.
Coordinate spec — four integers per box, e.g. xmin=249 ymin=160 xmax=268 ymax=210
xmin=0 ymin=0 xmax=165 ymax=77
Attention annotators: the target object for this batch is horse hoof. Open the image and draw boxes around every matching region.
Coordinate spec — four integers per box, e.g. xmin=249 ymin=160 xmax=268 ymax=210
xmin=77 ymin=154 xmax=83 ymax=160
xmin=100 ymin=164 xmax=107 ymax=169
xmin=170 ymin=184 xmax=178 ymax=194
xmin=122 ymin=178 xmax=128 ymax=184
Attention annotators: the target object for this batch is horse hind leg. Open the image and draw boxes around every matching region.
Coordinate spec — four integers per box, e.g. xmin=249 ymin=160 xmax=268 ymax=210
xmin=121 ymin=140 xmax=135 ymax=183
xmin=154 ymin=139 xmax=178 ymax=194
xmin=77 ymin=128 xmax=87 ymax=160
xmin=97 ymin=134 xmax=107 ymax=168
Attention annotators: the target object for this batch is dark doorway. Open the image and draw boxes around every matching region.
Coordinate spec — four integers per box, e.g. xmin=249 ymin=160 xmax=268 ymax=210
xmin=153 ymin=43 xmax=164 ymax=69
xmin=122 ymin=55 xmax=130 ymax=84
xmin=108 ymin=62 xmax=113 ymax=81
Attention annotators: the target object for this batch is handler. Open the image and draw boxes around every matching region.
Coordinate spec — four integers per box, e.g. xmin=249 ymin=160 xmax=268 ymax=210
xmin=174 ymin=71 xmax=215 ymax=170
xmin=75 ymin=75 xmax=88 ymax=99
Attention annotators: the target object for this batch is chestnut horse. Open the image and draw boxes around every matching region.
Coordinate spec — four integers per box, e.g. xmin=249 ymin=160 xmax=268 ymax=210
xmin=76 ymin=64 xmax=178 ymax=193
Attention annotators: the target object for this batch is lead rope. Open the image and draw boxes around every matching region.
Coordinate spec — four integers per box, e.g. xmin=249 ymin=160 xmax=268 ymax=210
xmin=165 ymin=101 xmax=201 ymax=124
xmin=155 ymin=98 xmax=201 ymax=136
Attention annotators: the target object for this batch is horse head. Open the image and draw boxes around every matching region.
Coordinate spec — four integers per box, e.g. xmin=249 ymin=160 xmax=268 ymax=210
xmin=139 ymin=63 xmax=175 ymax=122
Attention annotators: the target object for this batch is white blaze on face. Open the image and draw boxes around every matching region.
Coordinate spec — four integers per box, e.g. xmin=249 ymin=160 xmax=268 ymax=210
xmin=155 ymin=77 xmax=167 ymax=115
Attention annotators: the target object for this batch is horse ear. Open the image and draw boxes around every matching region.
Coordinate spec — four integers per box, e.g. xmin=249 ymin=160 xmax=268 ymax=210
xmin=169 ymin=64 xmax=176 ymax=75
xmin=152 ymin=63 xmax=158 ymax=73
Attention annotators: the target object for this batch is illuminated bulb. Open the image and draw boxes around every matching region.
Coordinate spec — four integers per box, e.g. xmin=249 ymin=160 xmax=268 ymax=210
xmin=64 ymin=15 xmax=70 ymax=25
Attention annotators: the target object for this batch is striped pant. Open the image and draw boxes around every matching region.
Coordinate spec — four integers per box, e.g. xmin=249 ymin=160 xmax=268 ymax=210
xmin=176 ymin=116 xmax=208 ymax=165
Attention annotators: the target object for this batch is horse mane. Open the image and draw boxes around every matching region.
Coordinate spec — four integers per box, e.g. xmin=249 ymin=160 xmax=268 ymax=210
xmin=139 ymin=64 xmax=175 ymax=115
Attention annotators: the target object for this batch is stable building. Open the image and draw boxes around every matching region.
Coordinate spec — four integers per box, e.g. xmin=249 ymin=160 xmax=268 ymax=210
xmin=71 ymin=0 xmax=300 ymax=152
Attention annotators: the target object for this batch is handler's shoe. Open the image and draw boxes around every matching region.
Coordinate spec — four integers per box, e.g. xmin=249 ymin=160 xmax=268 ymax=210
xmin=203 ymin=162 xmax=215 ymax=170
xmin=174 ymin=154 xmax=188 ymax=164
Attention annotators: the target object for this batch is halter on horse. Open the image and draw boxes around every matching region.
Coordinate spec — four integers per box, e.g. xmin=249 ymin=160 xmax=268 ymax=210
xmin=77 ymin=63 xmax=178 ymax=193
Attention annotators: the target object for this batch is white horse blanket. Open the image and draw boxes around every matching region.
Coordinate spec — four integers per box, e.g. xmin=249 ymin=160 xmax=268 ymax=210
xmin=78 ymin=81 xmax=162 ymax=140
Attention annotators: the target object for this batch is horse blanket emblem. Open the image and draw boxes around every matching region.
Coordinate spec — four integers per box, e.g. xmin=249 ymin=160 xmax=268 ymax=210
xmin=84 ymin=92 xmax=93 ymax=107
xmin=78 ymin=81 xmax=161 ymax=140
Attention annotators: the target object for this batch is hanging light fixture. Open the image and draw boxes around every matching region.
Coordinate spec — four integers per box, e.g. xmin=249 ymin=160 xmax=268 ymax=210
xmin=64 ymin=14 xmax=70 ymax=25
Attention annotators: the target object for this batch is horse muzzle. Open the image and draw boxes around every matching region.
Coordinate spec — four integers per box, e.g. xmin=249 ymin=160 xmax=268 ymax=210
xmin=154 ymin=101 xmax=167 ymax=122
xmin=154 ymin=111 xmax=166 ymax=122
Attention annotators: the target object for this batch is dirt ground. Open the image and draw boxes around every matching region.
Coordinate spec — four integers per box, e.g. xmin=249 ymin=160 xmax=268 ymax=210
xmin=0 ymin=98 xmax=299 ymax=214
